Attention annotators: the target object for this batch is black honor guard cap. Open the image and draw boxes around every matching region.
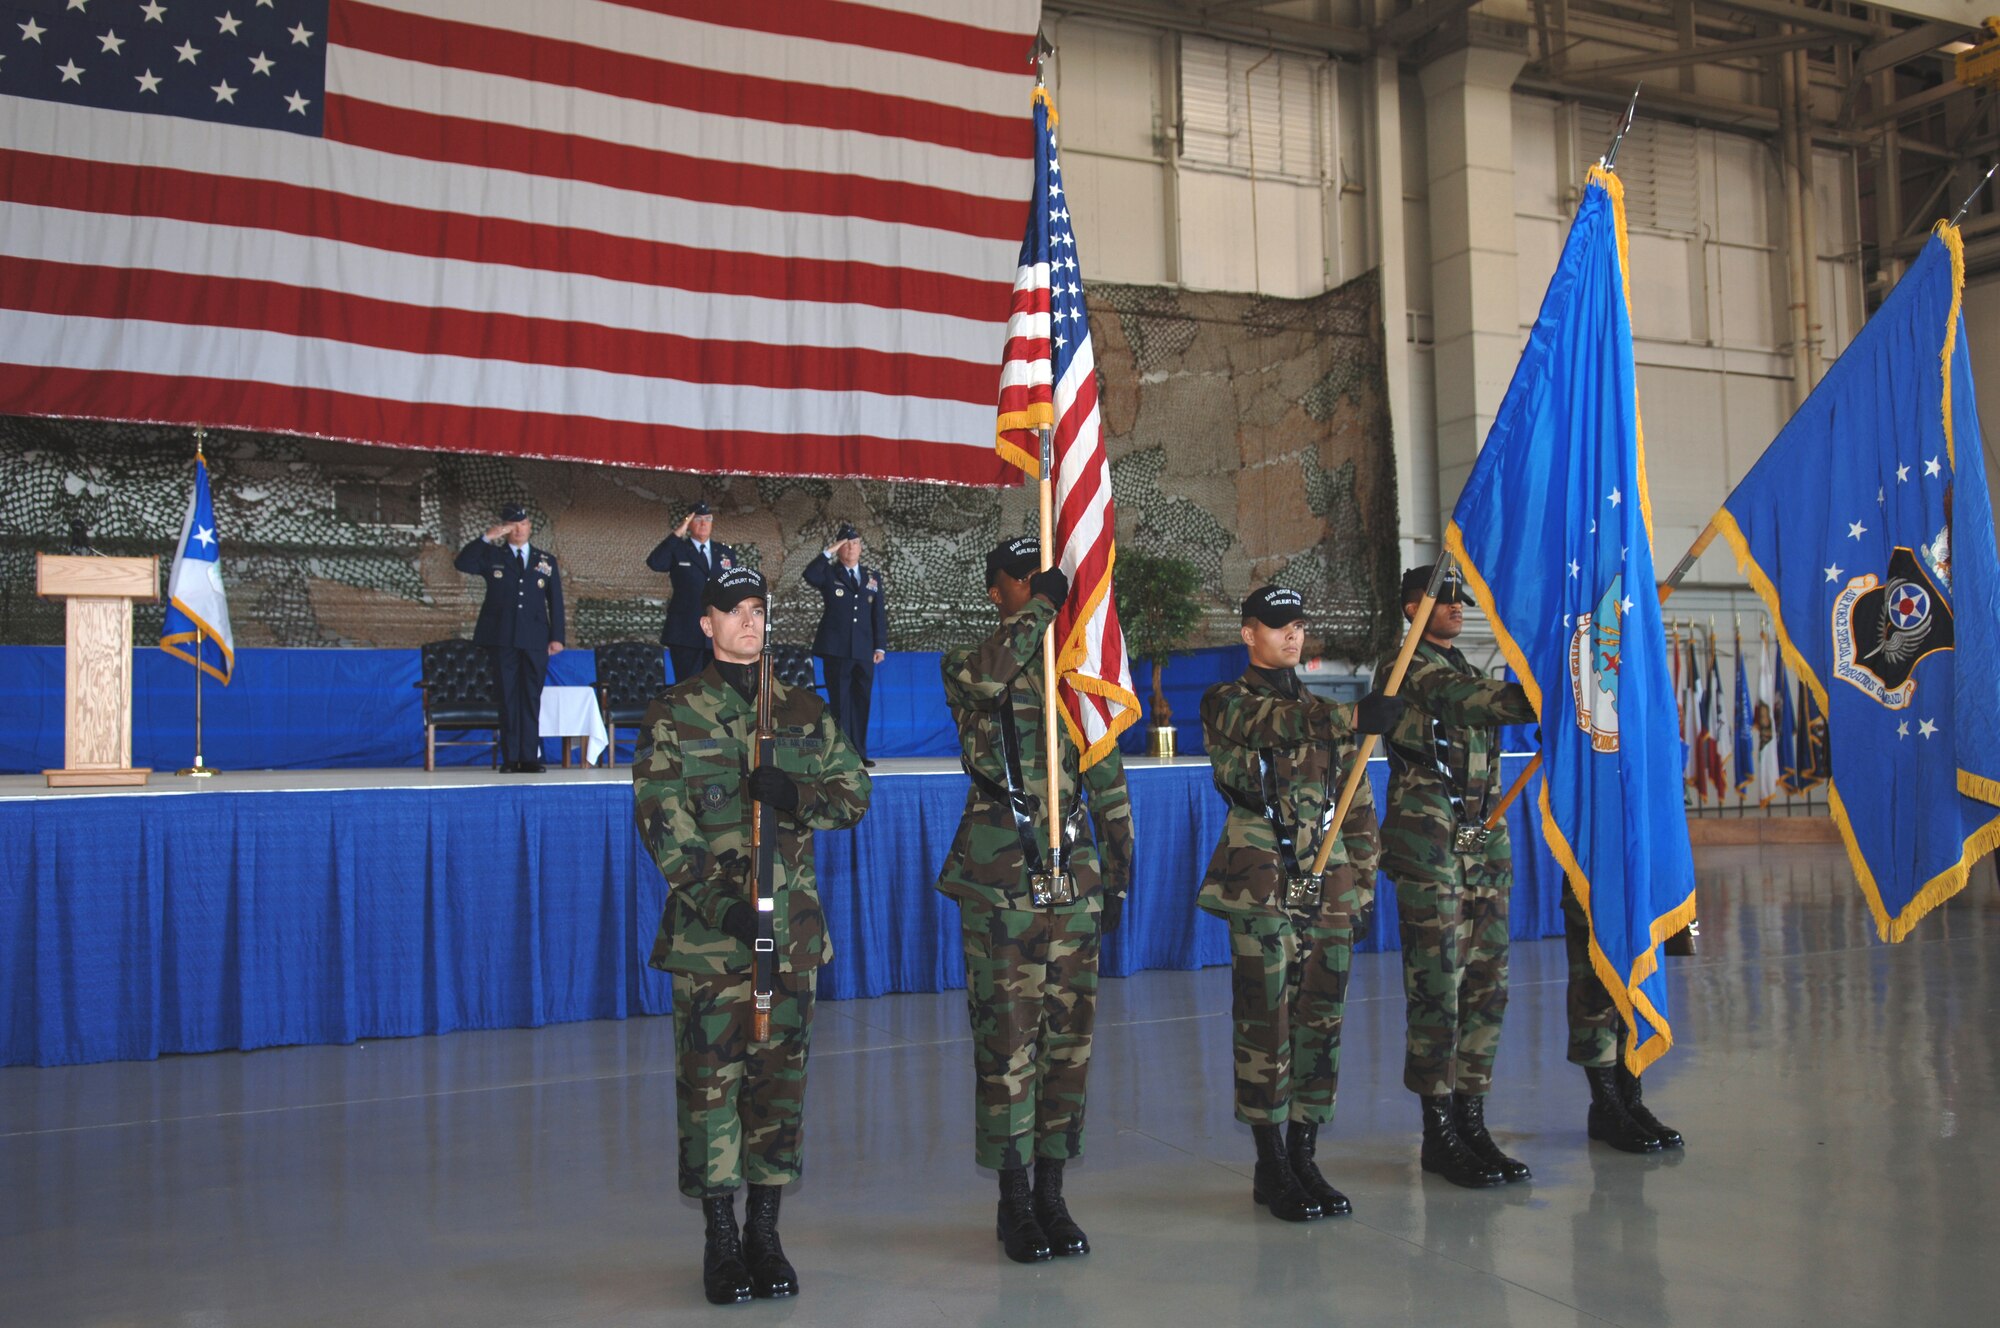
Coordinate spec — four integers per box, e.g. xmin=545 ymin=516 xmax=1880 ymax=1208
xmin=1242 ymin=585 xmax=1307 ymax=627
xmin=1401 ymin=565 xmax=1475 ymax=606
xmin=499 ymin=503 xmax=528 ymax=523
xmin=836 ymin=522 xmax=861 ymax=542
xmin=985 ymin=535 xmax=1041 ymax=584
xmin=689 ymin=500 xmax=713 ymax=516
xmin=703 ymin=565 xmax=767 ymax=611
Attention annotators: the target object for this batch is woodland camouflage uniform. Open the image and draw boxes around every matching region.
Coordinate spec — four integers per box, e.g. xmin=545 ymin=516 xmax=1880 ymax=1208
xmin=1563 ymin=883 xmax=1624 ymax=1068
xmin=1198 ymin=668 xmax=1379 ymax=1127
xmin=1377 ymin=640 xmax=1536 ymax=1097
xmin=633 ymin=667 xmax=870 ymax=1198
xmin=937 ymin=594 xmax=1135 ymax=1172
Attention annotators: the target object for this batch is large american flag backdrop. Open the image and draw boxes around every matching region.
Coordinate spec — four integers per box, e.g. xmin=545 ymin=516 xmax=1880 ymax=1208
xmin=0 ymin=0 xmax=1037 ymax=484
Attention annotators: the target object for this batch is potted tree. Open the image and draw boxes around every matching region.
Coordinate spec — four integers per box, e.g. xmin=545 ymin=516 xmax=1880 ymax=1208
xmin=1115 ymin=551 xmax=1204 ymax=758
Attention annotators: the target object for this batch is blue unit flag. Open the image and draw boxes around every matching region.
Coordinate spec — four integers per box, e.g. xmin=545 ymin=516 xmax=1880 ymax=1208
xmin=1445 ymin=166 xmax=1697 ymax=1072
xmin=1716 ymin=225 xmax=2000 ymax=940
xmin=160 ymin=452 xmax=234 ymax=684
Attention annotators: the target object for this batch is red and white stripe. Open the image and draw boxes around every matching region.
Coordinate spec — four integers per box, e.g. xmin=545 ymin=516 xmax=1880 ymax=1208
xmin=0 ymin=0 xmax=1040 ymax=483
xmin=1048 ymin=327 xmax=1139 ymax=768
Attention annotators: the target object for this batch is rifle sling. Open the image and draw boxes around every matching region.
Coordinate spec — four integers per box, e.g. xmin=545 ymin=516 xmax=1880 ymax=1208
xmin=752 ymin=720 xmax=778 ymax=1000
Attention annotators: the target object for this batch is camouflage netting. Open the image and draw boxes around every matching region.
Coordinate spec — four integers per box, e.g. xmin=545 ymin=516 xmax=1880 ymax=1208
xmin=0 ymin=271 xmax=1397 ymax=659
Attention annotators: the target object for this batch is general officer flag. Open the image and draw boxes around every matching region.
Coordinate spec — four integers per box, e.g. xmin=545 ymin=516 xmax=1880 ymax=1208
xmin=1715 ymin=225 xmax=2000 ymax=940
xmin=1445 ymin=166 xmax=1696 ymax=1073
xmin=160 ymin=451 xmax=234 ymax=684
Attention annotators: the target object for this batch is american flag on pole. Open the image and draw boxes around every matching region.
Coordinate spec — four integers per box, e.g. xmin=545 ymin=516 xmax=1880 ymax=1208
xmin=994 ymin=85 xmax=1138 ymax=766
xmin=0 ymin=0 xmax=1038 ymax=484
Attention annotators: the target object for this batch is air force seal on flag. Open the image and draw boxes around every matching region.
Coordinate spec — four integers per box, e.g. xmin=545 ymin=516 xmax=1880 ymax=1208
xmin=1568 ymin=574 xmax=1625 ymax=753
xmin=1832 ymin=546 xmax=1955 ymax=709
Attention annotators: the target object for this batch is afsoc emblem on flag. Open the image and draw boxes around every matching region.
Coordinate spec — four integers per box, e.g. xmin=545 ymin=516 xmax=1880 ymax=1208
xmin=1831 ymin=547 xmax=1955 ymax=709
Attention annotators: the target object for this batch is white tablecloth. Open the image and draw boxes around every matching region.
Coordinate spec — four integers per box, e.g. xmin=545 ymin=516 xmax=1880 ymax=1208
xmin=539 ymin=686 xmax=609 ymax=765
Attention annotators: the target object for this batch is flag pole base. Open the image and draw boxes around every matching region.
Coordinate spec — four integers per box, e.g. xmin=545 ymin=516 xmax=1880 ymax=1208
xmin=176 ymin=760 xmax=216 ymax=778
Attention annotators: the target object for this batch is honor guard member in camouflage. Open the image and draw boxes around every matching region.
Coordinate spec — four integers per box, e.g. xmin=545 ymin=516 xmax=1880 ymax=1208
xmin=1377 ymin=565 xmax=1539 ymax=1188
xmin=1199 ymin=585 xmax=1406 ymax=1222
xmin=1562 ymin=883 xmax=1686 ymax=1152
xmin=632 ymin=565 xmax=871 ymax=1305
xmin=937 ymin=536 xmax=1135 ymax=1264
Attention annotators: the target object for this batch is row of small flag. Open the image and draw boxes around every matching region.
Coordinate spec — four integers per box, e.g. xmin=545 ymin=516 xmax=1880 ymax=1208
xmin=1670 ymin=622 xmax=1830 ymax=806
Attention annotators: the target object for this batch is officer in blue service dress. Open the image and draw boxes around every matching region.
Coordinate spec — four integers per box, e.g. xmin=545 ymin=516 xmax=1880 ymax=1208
xmin=455 ymin=503 xmax=566 ymax=773
xmin=802 ymin=523 xmax=888 ymax=767
xmin=648 ymin=500 xmax=740 ymax=682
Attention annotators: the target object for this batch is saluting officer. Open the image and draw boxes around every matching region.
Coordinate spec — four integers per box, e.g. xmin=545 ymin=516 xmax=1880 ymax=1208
xmin=648 ymin=500 xmax=740 ymax=682
xmin=454 ymin=503 xmax=565 ymax=773
xmin=1377 ymin=565 xmax=1539 ymax=1188
xmin=1199 ymin=586 xmax=1405 ymax=1222
xmin=632 ymin=566 xmax=871 ymax=1305
xmin=802 ymin=523 xmax=887 ymax=766
xmin=936 ymin=536 xmax=1134 ymax=1264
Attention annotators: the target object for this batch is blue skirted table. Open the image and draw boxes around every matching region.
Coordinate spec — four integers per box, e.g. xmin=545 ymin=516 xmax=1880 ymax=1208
xmin=0 ymin=759 xmax=1562 ymax=1068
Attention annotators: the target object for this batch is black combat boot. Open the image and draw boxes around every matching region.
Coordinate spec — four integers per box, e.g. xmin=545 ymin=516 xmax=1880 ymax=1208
xmin=701 ymin=1194 xmax=754 ymax=1306
xmin=1284 ymin=1122 xmax=1352 ymax=1216
xmin=1251 ymin=1123 xmax=1324 ymax=1222
xmin=1584 ymin=1066 xmax=1664 ymax=1153
xmin=1617 ymin=1065 xmax=1684 ymax=1149
xmin=1452 ymin=1093 xmax=1531 ymax=1183
xmin=1032 ymin=1158 xmax=1090 ymax=1256
xmin=1419 ymin=1095 xmax=1507 ymax=1188
xmin=742 ymin=1184 xmax=799 ymax=1298
xmin=995 ymin=1166 xmax=1053 ymax=1263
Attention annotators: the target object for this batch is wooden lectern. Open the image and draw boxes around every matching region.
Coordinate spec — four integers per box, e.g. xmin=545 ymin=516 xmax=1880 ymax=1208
xmin=36 ymin=553 xmax=159 ymax=787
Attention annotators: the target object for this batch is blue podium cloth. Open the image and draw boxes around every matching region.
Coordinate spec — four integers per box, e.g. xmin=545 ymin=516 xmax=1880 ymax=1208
xmin=0 ymin=760 xmax=1562 ymax=1067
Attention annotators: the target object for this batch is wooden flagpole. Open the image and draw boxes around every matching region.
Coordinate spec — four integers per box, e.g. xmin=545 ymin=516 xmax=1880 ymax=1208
xmin=1039 ymin=425 xmax=1063 ymax=893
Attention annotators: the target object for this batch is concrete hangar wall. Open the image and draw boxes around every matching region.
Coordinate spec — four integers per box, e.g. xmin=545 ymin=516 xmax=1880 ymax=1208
xmin=1037 ymin=9 xmax=1904 ymax=628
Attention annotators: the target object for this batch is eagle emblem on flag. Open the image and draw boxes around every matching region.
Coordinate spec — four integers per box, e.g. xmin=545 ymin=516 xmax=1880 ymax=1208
xmin=1568 ymin=574 xmax=1624 ymax=753
xmin=1831 ymin=547 xmax=1955 ymax=708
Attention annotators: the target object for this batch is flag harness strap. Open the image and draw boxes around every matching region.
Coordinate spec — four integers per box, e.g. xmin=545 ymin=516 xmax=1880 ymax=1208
xmin=964 ymin=687 xmax=1086 ymax=906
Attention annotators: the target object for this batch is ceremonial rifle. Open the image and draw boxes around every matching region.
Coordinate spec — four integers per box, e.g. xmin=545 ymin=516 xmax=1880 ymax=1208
xmin=1308 ymin=556 xmax=1451 ymax=877
xmin=748 ymin=607 xmax=779 ymax=1043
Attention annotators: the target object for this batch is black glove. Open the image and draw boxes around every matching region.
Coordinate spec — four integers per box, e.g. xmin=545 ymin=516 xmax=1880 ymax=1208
xmin=720 ymin=901 xmax=757 ymax=945
xmin=1028 ymin=566 xmax=1070 ymax=611
xmin=1100 ymin=892 xmax=1125 ymax=937
xmin=747 ymin=764 xmax=801 ymax=813
xmin=1355 ymin=690 xmax=1407 ymax=735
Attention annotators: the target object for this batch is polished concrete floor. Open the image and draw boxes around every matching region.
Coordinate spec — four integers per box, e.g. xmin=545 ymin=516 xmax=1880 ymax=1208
xmin=4 ymin=845 xmax=1996 ymax=1327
